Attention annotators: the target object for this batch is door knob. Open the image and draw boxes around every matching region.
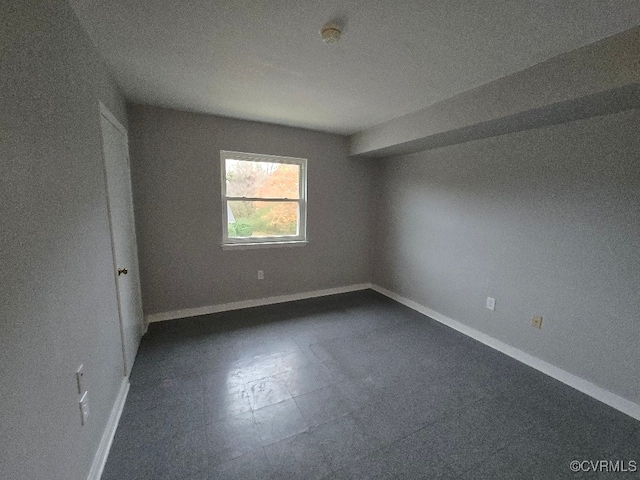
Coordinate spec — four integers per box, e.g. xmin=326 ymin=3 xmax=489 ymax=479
xmin=117 ymin=268 xmax=128 ymax=276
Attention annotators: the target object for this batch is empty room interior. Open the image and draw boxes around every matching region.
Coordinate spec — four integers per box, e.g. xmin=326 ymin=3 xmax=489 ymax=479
xmin=2 ymin=1 xmax=640 ymax=479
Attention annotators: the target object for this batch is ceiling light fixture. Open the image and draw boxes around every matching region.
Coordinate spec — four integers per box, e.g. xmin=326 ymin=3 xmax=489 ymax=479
xmin=320 ymin=22 xmax=341 ymax=44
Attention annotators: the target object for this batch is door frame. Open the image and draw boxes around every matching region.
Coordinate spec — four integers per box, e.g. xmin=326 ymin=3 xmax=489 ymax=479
xmin=98 ymin=101 xmax=144 ymax=376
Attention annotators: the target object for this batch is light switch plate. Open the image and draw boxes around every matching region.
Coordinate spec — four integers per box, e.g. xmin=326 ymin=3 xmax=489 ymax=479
xmin=79 ymin=391 xmax=90 ymax=425
xmin=76 ymin=365 xmax=86 ymax=395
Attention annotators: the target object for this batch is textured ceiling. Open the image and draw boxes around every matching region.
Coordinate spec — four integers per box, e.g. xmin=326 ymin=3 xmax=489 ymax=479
xmin=69 ymin=0 xmax=640 ymax=134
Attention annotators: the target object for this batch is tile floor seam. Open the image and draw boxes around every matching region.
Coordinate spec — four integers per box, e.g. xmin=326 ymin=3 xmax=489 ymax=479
xmin=312 ymin=431 xmax=344 ymax=478
xmin=434 ymin=394 xmax=544 ymax=477
xmin=104 ymin=291 xmax=640 ymax=480
xmin=326 ymin=414 xmax=441 ymax=478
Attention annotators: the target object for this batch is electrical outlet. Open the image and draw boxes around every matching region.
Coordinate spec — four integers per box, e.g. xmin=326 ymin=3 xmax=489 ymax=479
xmin=76 ymin=365 xmax=86 ymax=395
xmin=486 ymin=297 xmax=496 ymax=311
xmin=257 ymin=270 xmax=264 ymax=280
xmin=532 ymin=315 xmax=543 ymax=329
xmin=79 ymin=392 xmax=90 ymax=425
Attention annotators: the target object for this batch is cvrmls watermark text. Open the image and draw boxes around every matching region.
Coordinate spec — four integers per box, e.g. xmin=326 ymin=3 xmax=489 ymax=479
xmin=570 ymin=460 xmax=637 ymax=473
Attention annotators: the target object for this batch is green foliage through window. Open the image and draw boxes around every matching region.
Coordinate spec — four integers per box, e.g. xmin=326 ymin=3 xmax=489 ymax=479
xmin=235 ymin=221 xmax=254 ymax=237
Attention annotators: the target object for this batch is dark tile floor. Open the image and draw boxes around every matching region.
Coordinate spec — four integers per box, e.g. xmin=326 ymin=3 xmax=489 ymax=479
xmin=103 ymin=290 xmax=639 ymax=479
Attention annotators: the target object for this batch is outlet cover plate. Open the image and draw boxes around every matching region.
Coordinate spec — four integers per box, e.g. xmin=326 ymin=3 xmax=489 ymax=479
xmin=486 ymin=297 xmax=496 ymax=311
xmin=532 ymin=315 xmax=543 ymax=329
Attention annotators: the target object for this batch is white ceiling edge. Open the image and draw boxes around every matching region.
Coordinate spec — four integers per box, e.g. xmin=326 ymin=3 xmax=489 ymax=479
xmin=68 ymin=0 xmax=640 ymax=135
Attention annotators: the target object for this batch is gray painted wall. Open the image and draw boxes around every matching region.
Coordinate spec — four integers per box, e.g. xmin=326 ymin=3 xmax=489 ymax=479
xmin=127 ymin=104 xmax=373 ymax=315
xmin=3 ymin=6 xmax=637 ymax=480
xmin=372 ymin=109 xmax=640 ymax=405
xmin=1 ymin=1 xmax=128 ymax=479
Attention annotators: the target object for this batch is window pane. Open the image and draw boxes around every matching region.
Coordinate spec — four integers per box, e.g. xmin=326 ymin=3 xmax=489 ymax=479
xmin=227 ymin=201 xmax=298 ymax=237
xmin=225 ymin=159 xmax=299 ymax=199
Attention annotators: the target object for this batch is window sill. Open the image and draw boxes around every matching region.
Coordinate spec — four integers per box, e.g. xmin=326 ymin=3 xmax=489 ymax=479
xmin=221 ymin=241 xmax=308 ymax=251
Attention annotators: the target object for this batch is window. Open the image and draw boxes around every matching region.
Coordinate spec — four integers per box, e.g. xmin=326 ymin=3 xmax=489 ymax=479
xmin=221 ymin=150 xmax=307 ymax=247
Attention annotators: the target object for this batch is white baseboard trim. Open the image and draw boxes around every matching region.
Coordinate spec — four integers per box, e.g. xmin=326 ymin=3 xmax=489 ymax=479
xmin=370 ymin=284 xmax=640 ymax=422
xmin=146 ymin=283 xmax=372 ymax=323
xmin=87 ymin=378 xmax=130 ymax=480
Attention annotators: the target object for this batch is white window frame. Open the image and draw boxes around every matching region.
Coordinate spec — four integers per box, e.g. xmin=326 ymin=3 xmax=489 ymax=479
xmin=221 ymin=150 xmax=307 ymax=247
